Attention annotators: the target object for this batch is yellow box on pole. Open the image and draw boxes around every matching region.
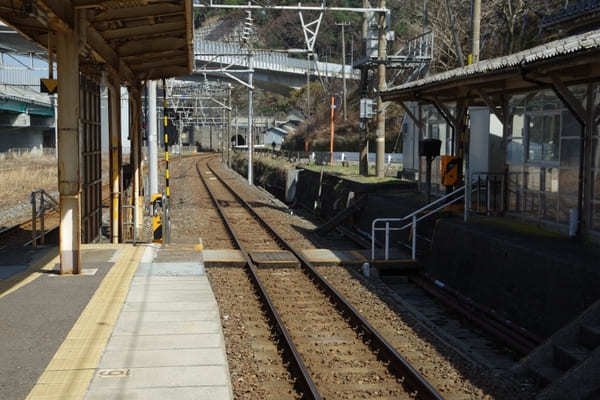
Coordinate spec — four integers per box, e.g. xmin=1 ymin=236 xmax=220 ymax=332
xmin=441 ymin=156 xmax=461 ymax=187
xmin=151 ymin=193 xmax=163 ymax=243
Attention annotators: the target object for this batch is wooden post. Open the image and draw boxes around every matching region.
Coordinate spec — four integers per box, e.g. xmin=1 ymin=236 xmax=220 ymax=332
xmin=57 ymin=29 xmax=81 ymax=274
xmin=108 ymin=80 xmax=121 ymax=244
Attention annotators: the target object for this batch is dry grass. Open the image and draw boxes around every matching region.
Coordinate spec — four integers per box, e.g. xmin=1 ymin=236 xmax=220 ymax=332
xmin=0 ymin=153 xmax=58 ymax=208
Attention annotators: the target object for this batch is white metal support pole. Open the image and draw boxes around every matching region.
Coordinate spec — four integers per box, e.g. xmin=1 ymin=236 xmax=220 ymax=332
xmin=228 ymin=85 xmax=232 ymax=167
xmin=248 ymin=49 xmax=254 ymax=185
xmin=343 ymin=22 xmax=347 ymax=121
xmin=148 ymin=80 xmax=159 ymax=195
xmin=179 ymin=113 xmax=183 ymax=162
xmin=376 ymin=0 xmax=387 ymax=177
xmin=56 ymin=29 xmax=81 ymax=274
xmin=135 ymin=89 xmax=143 ymax=237
xmin=130 ymin=87 xmax=142 ymax=238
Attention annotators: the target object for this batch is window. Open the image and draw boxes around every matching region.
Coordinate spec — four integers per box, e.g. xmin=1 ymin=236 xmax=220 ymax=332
xmin=526 ymin=113 xmax=560 ymax=163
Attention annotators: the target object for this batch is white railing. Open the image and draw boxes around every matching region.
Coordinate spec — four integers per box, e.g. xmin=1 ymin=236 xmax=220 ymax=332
xmin=471 ymin=172 xmax=505 ymax=215
xmin=194 ymin=39 xmax=360 ymax=79
xmin=371 ymin=185 xmax=465 ymax=261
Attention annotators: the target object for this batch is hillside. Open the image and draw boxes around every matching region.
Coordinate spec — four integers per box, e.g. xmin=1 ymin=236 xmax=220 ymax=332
xmin=195 ymin=1 xmax=571 ymax=151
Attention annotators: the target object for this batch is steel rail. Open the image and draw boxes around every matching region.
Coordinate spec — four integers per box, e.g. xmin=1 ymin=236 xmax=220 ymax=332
xmin=0 ymin=214 xmax=59 ymax=248
xmin=206 ymin=161 xmax=444 ymax=400
xmin=195 ymin=160 xmax=322 ymax=400
xmin=326 ymin=201 xmax=543 ymax=357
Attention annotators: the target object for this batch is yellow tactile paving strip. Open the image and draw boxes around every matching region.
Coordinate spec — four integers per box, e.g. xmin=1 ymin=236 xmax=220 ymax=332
xmin=26 ymin=244 xmax=144 ymax=400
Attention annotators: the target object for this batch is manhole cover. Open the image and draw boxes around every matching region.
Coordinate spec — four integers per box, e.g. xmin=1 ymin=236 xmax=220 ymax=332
xmin=98 ymin=368 xmax=130 ymax=378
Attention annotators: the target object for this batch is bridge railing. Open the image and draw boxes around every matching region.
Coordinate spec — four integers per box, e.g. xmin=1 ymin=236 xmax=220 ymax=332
xmin=194 ymin=39 xmax=359 ymax=79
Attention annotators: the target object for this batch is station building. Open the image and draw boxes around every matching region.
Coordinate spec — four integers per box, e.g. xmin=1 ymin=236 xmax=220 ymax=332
xmin=0 ymin=0 xmax=194 ymax=274
xmin=386 ymin=29 xmax=600 ymax=240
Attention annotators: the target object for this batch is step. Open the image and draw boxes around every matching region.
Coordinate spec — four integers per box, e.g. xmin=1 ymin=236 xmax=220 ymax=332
xmin=530 ymin=364 xmax=563 ymax=385
xmin=553 ymin=344 xmax=590 ymax=371
xmin=579 ymin=324 xmax=600 ymax=350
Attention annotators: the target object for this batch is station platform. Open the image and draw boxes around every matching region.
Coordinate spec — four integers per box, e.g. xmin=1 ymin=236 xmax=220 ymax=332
xmin=0 ymin=244 xmax=232 ymax=400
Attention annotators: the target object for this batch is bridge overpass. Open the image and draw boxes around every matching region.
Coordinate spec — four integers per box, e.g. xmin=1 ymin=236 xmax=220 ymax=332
xmin=193 ymin=39 xmax=359 ymax=94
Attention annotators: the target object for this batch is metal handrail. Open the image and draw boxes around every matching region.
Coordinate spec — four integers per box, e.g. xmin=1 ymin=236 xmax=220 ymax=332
xmin=371 ymin=185 xmax=465 ymax=261
xmin=471 ymin=172 xmax=505 ymax=215
xmin=30 ymin=189 xmax=59 ymax=247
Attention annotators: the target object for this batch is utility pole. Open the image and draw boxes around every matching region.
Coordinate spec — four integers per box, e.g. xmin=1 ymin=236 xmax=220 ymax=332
xmin=471 ymin=0 xmax=481 ymax=64
xmin=336 ymin=22 xmax=350 ymax=121
xmin=376 ymin=0 xmax=387 ymax=178
xmin=359 ymin=0 xmax=370 ymax=176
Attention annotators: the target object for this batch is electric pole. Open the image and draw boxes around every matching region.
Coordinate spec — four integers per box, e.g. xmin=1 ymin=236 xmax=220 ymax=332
xmin=336 ymin=22 xmax=350 ymax=121
xmin=359 ymin=0 xmax=370 ymax=176
xmin=376 ymin=0 xmax=387 ymax=178
xmin=471 ymin=0 xmax=481 ymax=63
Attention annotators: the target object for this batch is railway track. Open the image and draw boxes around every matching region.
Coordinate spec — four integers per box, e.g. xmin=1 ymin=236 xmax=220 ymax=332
xmin=0 ymin=185 xmax=112 ymax=249
xmin=0 ymin=212 xmax=61 ymax=248
xmin=197 ymin=158 xmax=443 ymax=400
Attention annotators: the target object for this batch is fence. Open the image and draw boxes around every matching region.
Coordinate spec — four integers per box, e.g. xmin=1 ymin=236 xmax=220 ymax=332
xmin=3 ymin=147 xmax=55 ymax=156
xmin=195 ymin=39 xmax=359 ymax=79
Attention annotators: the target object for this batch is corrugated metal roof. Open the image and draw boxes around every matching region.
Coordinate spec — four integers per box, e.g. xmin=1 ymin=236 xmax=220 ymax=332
xmin=383 ymin=29 xmax=600 ymax=95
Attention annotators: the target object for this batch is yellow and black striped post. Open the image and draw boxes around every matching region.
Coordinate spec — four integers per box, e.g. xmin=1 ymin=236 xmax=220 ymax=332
xmin=161 ymin=78 xmax=171 ymax=242
xmin=162 ymin=78 xmax=170 ymax=200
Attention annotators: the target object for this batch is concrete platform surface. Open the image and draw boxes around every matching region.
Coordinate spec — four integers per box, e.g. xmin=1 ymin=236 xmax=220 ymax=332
xmin=0 ymin=245 xmax=118 ymax=400
xmin=12 ymin=244 xmax=233 ymax=400
xmin=84 ymin=245 xmax=233 ymax=400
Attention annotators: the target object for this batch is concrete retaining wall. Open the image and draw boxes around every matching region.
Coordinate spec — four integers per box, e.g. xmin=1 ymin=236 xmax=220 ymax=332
xmin=423 ymin=217 xmax=600 ymax=337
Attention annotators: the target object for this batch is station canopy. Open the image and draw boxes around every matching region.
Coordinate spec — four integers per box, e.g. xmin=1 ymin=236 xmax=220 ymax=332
xmin=0 ymin=0 xmax=193 ymax=84
xmin=381 ymin=29 xmax=600 ymax=104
